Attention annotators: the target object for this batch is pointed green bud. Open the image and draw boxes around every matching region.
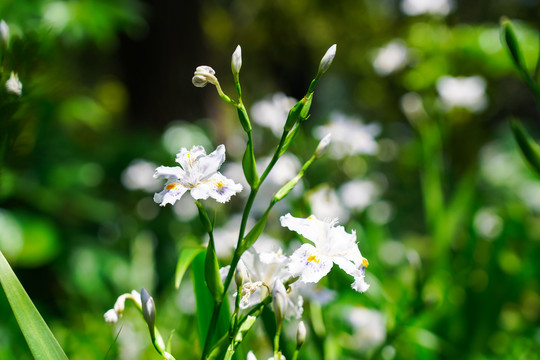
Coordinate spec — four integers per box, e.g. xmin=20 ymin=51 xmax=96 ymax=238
xmin=242 ymin=135 xmax=259 ymax=187
xmin=299 ymin=93 xmax=313 ymax=122
xmin=232 ymin=45 xmax=242 ymax=77
xmin=317 ymin=44 xmax=337 ymax=78
xmin=296 ymin=321 xmax=306 ymax=349
xmin=141 ymin=288 xmax=156 ymax=341
xmin=237 ymin=106 xmax=252 ymax=133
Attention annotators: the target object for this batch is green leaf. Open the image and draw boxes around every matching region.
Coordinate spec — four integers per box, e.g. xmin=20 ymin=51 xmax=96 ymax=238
xmin=196 ymin=201 xmax=213 ymax=233
xmin=299 ymin=93 xmax=313 ymax=122
xmin=279 ymin=123 xmax=301 ymax=157
xmin=240 ymin=209 xmax=270 ymax=253
xmin=511 ymin=119 xmax=540 ymax=176
xmin=501 ymin=18 xmax=528 ymax=72
xmin=236 ymin=106 xmax=252 ymax=133
xmin=175 ymin=246 xmax=205 ymax=289
xmin=501 ymin=18 xmax=540 ymax=98
xmin=207 ymin=332 xmax=231 ymax=360
xmin=192 ymin=252 xmax=231 ymax=356
xmin=242 ymin=134 xmax=259 ymax=188
xmin=205 ymin=237 xmax=224 ymax=302
xmin=283 ymin=100 xmax=304 ymax=132
xmin=0 ymin=250 xmax=68 ymax=360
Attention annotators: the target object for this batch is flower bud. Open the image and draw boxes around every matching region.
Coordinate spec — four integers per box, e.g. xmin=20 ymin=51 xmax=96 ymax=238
xmin=315 ymin=133 xmax=331 ymax=158
xmin=5 ymin=72 xmax=22 ymax=96
xmin=104 ymin=309 xmax=119 ymax=323
xmin=317 ymin=44 xmax=337 ymax=77
xmin=192 ymin=66 xmax=217 ymax=88
xmin=0 ymin=20 xmax=9 ymax=47
xmin=235 ymin=260 xmax=247 ymax=289
xmin=141 ymin=288 xmax=156 ymax=340
xmin=296 ymin=320 xmax=306 ymax=348
xmin=272 ymin=279 xmax=288 ymax=324
xmin=231 ymin=45 xmax=242 ymax=76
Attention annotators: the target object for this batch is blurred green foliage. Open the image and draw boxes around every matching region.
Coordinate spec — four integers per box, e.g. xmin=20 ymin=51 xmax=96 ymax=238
xmin=2 ymin=0 xmax=540 ymax=359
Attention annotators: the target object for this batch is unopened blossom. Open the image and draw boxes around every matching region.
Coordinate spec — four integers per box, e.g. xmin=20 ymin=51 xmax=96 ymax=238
xmin=154 ymin=144 xmax=242 ymax=206
xmin=281 ymin=214 xmax=369 ymax=292
xmin=104 ymin=290 xmax=142 ymax=324
xmin=192 ymin=66 xmax=218 ymax=88
xmin=232 ymin=45 xmax=242 ymax=76
xmin=317 ymin=44 xmax=337 ymax=77
xmin=5 ymin=72 xmax=22 ymax=96
xmin=315 ymin=134 xmax=331 ymax=158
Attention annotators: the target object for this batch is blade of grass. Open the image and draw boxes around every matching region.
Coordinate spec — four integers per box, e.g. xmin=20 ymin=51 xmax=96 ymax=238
xmin=0 ymin=250 xmax=68 ymax=360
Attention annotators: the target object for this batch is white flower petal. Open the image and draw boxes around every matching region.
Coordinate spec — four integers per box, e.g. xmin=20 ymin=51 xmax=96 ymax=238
xmin=154 ymin=183 xmax=188 ymax=206
xmin=197 ymin=144 xmax=226 ymax=179
xmin=280 ymin=213 xmax=328 ymax=246
xmin=289 ymin=244 xmax=333 ymax=283
xmin=154 ymin=166 xmax=184 ymax=180
xmin=191 ymin=172 xmax=242 ymax=203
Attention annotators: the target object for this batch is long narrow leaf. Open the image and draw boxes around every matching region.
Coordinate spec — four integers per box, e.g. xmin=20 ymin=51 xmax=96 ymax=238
xmin=0 ymin=250 xmax=68 ymax=360
xmin=191 ymin=252 xmax=231 ymax=353
xmin=511 ymin=119 xmax=540 ymax=176
xmin=175 ymin=247 xmax=205 ymax=289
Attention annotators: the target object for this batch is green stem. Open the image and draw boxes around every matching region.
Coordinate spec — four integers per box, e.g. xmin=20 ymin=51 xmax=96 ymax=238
xmin=273 ymin=322 xmax=283 ymax=360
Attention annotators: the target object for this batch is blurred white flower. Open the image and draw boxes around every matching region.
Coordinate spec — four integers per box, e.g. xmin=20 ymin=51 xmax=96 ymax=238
xmin=338 ymin=180 xmax=379 ymax=212
xmin=121 ymin=159 xmax=161 ymax=192
xmin=247 ymin=351 xmax=286 ymax=360
xmin=473 ymin=208 xmax=503 ymax=239
xmin=314 ymin=111 xmax=380 ymax=159
xmin=346 ymin=307 xmax=386 ymax=350
xmin=0 ymin=20 xmax=9 ymax=46
xmin=281 ymin=214 xmax=369 ymax=292
xmin=436 ymin=75 xmax=488 ymax=113
xmin=251 ymin=92 xmax=297 ymax=137
xmin=308 ymin=185 xmax=349 ymax=222
xmin=5 ymin=72 xmax=22 ymax=96
xmin=401 ymin=0 xmax=454 ymax=16
xmin=153 ymin=145 xmax=243 ymax=206
xmin=372 ymin=40 xmax=408 ymax=76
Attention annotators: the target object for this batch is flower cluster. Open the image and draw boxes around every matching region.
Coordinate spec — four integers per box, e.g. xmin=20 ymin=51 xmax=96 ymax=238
xmin=105 ymin=43 xmax=372 ymax=360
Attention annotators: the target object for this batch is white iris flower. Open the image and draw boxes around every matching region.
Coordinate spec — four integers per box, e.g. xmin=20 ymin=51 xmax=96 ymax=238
xmin=281 ymin=213 xmax=369 ymax=293
xmin=153 ymin=144 xmax=242 ymax=206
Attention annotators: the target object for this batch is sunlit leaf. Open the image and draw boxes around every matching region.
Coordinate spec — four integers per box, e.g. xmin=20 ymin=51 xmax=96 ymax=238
xmin=175 ymin=247 xmax=205 ymax=289
xmin=0 ymin=250 xmax=68 ymax=360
